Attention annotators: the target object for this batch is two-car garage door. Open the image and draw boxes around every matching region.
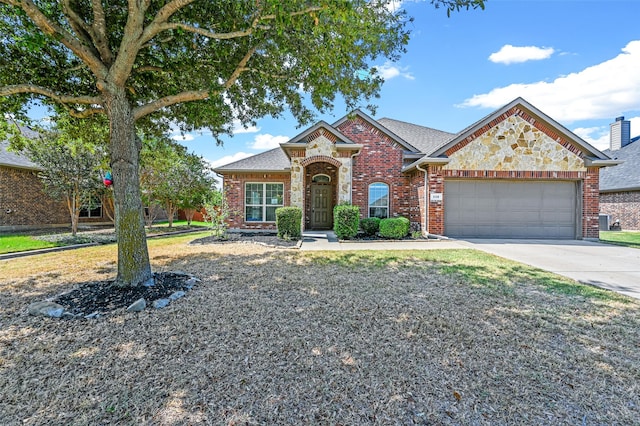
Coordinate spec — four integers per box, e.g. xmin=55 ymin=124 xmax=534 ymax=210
xmin=444 ymin=180 xmax=579 ymax=239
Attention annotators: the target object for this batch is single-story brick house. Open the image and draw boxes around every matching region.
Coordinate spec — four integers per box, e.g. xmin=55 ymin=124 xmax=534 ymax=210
xmin=600 ymin=116 xmax=640 ymax=230
xmin=214 ymin=98 xmax=618 ymax=239
xmin=0 ymin=138 xmax=108 ymax=232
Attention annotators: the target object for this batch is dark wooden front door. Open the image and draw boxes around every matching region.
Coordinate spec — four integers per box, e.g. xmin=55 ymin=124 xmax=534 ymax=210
xmin=311 ymin=184 xmax=333 ymax=229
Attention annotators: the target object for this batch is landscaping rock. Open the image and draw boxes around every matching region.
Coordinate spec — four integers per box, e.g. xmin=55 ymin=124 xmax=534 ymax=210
xmin=126 ymin=298 xmax=146 ymax=312
xmin=27 ymin=301 xmax=65 ymax=318
xmin=142 ymin=277 xmax=156 ymax=287
xmin=185 ymin=277 xmax=200 ymax=289
xmin=152 ymin=298 xmax=170 ymax=309
xmin=84 ymin=312 xmax=101 ymax=319
xmin=169 ymin=291 xmax=185 ymax=301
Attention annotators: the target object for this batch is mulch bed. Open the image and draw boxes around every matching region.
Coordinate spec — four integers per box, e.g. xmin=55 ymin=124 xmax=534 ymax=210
xmin=53 ymin=272 xmax=195 ymax=317
xmin=190 ymin=231 xmax=300 ymax=248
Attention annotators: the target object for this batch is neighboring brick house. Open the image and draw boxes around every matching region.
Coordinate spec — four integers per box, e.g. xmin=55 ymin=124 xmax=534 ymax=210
xmin=214 ymin=98 xmax=617 ymax=239
xmin=0 ymin=139 xmax=109 ymax=232
xmin=600 ymin=116 xmax=640 ymax=230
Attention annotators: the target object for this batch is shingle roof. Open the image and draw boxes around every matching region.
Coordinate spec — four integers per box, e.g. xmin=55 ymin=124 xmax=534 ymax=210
xmin=213 ymin=147 xmax=291 ymax=173
xmin=601 ymin=139 xmax=640 ymax=192
xmin=376 ymin=118 xmax=455 ymax=154
xmin=0 ymin=141 xmax=40 ymax=170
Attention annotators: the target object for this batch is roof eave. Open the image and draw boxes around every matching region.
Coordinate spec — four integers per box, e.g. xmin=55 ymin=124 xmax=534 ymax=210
xmin=402 ymin=156 xmax=451 ymax=172
xmin=600 ymin=186 xmax=640 ymax=193
xmin=584 ymin=158 xmax=624 ymax=167
xmin=214 ymin=167 xmax=291 ymax=174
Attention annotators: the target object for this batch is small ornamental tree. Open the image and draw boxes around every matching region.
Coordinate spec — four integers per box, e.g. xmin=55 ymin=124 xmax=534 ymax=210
xmin=12 ymin=122 xmax=106 ymax=236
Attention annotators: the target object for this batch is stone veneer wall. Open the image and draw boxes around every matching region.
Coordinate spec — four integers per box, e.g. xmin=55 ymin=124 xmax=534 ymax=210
xmin=0 ymin=165 xmax=69 ymax=229
xmin=337 ymin=117 xmax=417 ymax=223
xmin=222 ymin=172 xmax=291 ymax=230
xmin=289 ymin=134 xmax=353 ymax=211
xmin=600 ymin=191 xmax=640 ymax=230
xmin=427 ymin=111 xmax=600 ymax=239
xmin=444 ymin=115 xmax=586 ymax=173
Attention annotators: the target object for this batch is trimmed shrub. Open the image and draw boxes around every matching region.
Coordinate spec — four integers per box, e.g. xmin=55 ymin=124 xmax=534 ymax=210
xmin=276 ymin=207 xmax=302 ymax=240
xmin=360 ymin=217 xmax=381 ymax=236
xmin=333 ymin=204 xmax=360 ymax=239
xmin=379 ymin=216 xmax=410 ymax=239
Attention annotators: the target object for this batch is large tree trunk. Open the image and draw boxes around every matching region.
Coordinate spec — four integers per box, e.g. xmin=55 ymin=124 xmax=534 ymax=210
xmin=105 ymin=87 xmax=153 ymax=287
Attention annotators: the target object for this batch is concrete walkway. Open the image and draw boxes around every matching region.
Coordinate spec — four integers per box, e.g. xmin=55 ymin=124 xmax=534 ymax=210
xmin=300 ymin=232 xmax=640 ymax=300
xmin=300 ymin=231 xmax=464 ymax=251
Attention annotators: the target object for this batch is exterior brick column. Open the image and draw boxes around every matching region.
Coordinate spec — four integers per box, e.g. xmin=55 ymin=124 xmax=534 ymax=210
xmin=583 ymin=167 xmax=600 ymax=239
xmin=427 ymin=165 xmax=444 ymax=235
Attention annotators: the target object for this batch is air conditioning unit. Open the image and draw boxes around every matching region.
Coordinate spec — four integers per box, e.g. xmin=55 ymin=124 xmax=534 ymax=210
xmin=599 ymin=214 xmax=610 ymax=231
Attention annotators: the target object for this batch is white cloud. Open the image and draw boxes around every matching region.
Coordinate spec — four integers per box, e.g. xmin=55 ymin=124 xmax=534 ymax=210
xmin=374 ymin=61 xmax=415 ymax=81
xmin=250 ymin=134 xmax=290 ymax=150
xmin=573 ymin=115 xmax=640 ymax=151
xmin=207 ymin=152 xmax=253 ymax=170
xmin=231 ymin=120 xmax=260 ymax=135
xmin=489 ymin=45 xmax=555 ymax=64
xmin=572 ymin=126 xmax=610 ymax=151
xmin=171 ymin=132 xmax=195 ymax=141
xmin=460 ymin=40 xmax=640 ymax=123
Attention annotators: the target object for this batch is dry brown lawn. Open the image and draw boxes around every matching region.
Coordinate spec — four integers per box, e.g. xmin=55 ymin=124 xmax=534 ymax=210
xmin=1 ymin=233 xmax=639 ymax=425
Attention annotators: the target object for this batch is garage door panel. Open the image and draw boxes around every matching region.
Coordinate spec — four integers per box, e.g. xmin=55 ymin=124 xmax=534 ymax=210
xmin=444 ymin=180 xmax=577 ymax=239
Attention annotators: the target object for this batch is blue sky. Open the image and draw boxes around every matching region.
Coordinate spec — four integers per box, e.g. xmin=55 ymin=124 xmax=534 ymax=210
xmin=178 ymin=0 xmax=640 ymax=173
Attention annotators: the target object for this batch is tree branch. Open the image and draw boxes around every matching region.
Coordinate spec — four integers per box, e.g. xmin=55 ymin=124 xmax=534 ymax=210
xmin=0 ymin=84 xmax=102 ymax=105
xmin=5 ymin=0 xmax=108 ymax=80
xmin=133 ymin=90 xmax=211 ymax=120
xmin=109 ymin=0 xmax=150 ymax=86
xmin=133 ymin=40 xmax=260 ymax=120
xmin=91 ymin=0 xmax=113 ymax=64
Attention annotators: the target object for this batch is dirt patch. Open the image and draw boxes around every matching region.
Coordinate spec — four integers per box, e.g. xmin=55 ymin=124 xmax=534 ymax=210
xmin=1 ymin=241 xmax=640 ymax=424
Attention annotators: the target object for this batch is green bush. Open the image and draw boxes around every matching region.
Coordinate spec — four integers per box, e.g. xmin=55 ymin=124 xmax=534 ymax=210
xmin=360 ymin=217 xmax=381 ymax=236
xmin=379 ymin=217 xmax=410 ymax=239
xmin=333 ymin=204 xmax=360 ymax=239
xmin=276 ymin=207 xmax=302 ymax=240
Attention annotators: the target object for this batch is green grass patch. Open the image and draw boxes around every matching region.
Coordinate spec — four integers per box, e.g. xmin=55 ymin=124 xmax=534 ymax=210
xmin=303 ymin=249 xmax=629 ymax=303
xmin=0 ymin=235 xmax=60 ymax=254
xmin=600 ymin=231 xmax=640 ymax=249
xmin=150 ymin=220 xmax=208 ymax=228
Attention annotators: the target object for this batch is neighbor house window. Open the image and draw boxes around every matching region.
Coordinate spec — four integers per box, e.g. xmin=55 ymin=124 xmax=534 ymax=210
xmin=245 ymin=183 xmax=284 ymax=222
xmin=79 ymin=196 xmax=103 ymax=218
xmin=368 ymin=182 xmax=389 ymax=218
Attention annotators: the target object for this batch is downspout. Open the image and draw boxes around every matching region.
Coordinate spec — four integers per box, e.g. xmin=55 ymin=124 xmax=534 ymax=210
xmin=416 ymin=163 xmax=428 ymax=236
xmin=349 ymin=149 xmax=362 ymax=203
xmin=416 ymin=163 xmax=449 ymax=240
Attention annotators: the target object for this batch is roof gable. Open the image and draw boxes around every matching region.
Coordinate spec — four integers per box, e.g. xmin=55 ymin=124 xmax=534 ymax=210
xmin=333 ymin=110 xmax=421 ymax=153
xmin=431 ymin=97 xmax=610 ymax=161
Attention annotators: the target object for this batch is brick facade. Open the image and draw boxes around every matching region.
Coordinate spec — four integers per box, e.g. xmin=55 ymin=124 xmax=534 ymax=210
xmin=600 ymin=191 xmax=640 ymax=231
xmin=222 ymin=172 xmax=291 ymax=230
xmin=0 ymin=165 xmax=69 ymax=229
xmin=218 ymin=103 xmax=606 ymax=239
xmin=337 ymin=117 xmax=416 ymax=224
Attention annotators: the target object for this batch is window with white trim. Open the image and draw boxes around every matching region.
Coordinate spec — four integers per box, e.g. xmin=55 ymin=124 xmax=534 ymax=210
xmin=368 ymin=182 xmax=389 ymax=218
xmin=245 ymin=183 xmax=284 ymax=222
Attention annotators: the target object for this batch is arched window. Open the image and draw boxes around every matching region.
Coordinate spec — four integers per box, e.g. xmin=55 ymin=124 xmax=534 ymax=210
xmin=312 ymin=174 xmax=331 ymax=183
xmin=368 ymin=182 xmax=389 ymax=218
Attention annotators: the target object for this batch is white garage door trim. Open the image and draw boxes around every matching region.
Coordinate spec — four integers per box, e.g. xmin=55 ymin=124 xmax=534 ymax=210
xmin=444 ymin=180 xmax=579 ymax=239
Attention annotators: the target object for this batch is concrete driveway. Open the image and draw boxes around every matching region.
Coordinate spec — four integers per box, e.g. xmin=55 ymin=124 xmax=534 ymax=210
xmin=458 ymin=239 xmax=640 ymax=300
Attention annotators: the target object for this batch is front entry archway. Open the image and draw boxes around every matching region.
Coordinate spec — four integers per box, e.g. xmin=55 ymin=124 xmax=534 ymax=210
xmin=304 ymin=161 xmax=339 ymax=230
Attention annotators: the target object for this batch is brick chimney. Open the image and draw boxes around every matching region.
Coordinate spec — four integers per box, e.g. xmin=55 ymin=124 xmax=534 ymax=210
xmin=610 ymin=116 xmax=631 ymax=151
